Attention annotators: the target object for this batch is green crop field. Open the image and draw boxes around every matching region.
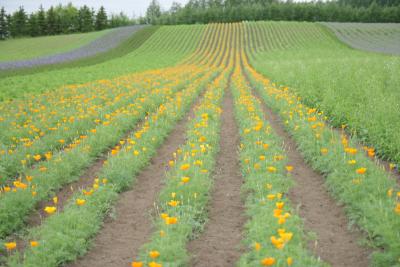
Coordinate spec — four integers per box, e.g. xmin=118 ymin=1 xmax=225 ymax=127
xmin=0 ymin=21 xmax=399 ymax=267
xmin=0 ymin=29 xmax=111 ymax=62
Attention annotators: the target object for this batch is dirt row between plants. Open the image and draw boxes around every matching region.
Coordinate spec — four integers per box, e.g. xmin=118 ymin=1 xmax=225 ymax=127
xmin=68 ymin=86 xmax=208 ymax=267
xmin=187 ymin=78 xmax=246 ymax=267
xmin=243 ymin=72 xmax=371 ymax=266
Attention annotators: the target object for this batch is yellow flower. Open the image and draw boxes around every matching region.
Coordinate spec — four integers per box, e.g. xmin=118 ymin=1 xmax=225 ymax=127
xmin=285 ymin=165 xmax=293 ymax=172
xmin=320 ymin=148 xmax=328 ymax=155
xmin=180 ymin=164 xmax=190 ymax=170
xmin=261 ymin=257 xmax=276 ymax=266
xmin=44 ymin=206 xmax=57 ymax=215
xmin=131 ymin=262 xmax=143 ymax=267
xmin=356 ymin=167 xmax=367 ymax=175
xmin=387 ymin=188 xmax=393 ymax=197
xmin=160 ymin=230 xmax=166 ymax=237
xmin=168 ymin=200 xmax=180 ymax=207
xmin=169 ymin=160 xmax=175 ymax=167
xmin=271 ymin=236 xmax=284 ymax=249
xmin=148 ymin=262 xmax=162 ymax=267
xmin=149 ymin=250 xmax=160 ymax=259
xmin=76 ymin=199 xmax=86 ymax=206
xmin=254 ymin=242 xmax=261 ymax=251
xmin=4 ymin=242 xmax=17 ymax=251
xmin=53 ymin=196 xmax=58 ymax=204
xmin=30 ymin=241 xmax=39 ymax=247
xmin=181 ymin=177 xmax=190 ymax=184
xmin=348 ymin=160 xmax=356 ymax=165
xmin=395 ymin=203 xmax=400 ymax=215
xmin=287 ymin=257 xmax=293 ymax=266
xmin=33 ymin=154 xmax=41 ymax=161
xmin=267 ymin=194 xmax=276 ymax=200
xmin=165 ymin=216 xmax=178 ymax=225
xmin=267 ymin=166 xmax=277 ymax=173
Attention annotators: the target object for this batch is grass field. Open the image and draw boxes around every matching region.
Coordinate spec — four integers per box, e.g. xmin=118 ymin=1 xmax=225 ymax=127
xmin=245 ymin=21 xmax=400 ymax=166
xmin=0 ymin=25 xmax=204 ymax=100
xmin=0 ymin=30 xmax=111 ymax=62
xmin=0 ymin=22 xmax=399 ymax=267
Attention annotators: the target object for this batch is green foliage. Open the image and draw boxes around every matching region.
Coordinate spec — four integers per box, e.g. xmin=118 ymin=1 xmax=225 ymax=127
xmin=146 ymin=0 xmax=162 ymax=24
xmin=245 ymin=48 xmax=400 ymax=266
xmin=0 ymin=4 xmax=135 ymax=40
xmin=231 ymin=66 xmax=326 ymax=267
xmin=5 ymin=66 xmax=210 ymax=267
xmin=245 ymin=21 xmax=400 ymax=165
xmin=95 ymin=6 xmax=108 ymax=31
xmin=0 ymin=29 xmax=111 ymax=62
xmin=0 ymin=7 xmax=8 ymax=39
xmin=0 ymin=25 xmax=205 ymax=101
xmin=137 ymin=69 xmax=226 ymax=266
xmin=146 ymin=0 xmax=400 ymax=24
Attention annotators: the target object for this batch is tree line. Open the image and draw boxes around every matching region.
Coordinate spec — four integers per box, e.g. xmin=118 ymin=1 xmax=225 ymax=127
xmin=0 ymin=3 xmax=137 ymax=40
xmin=146 ymin=0 xmax=400 ymax=24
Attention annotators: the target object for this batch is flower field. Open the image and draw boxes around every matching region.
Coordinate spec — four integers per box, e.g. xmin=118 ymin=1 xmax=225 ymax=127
xmin=0 ymin=22 xmax=399 ymax=267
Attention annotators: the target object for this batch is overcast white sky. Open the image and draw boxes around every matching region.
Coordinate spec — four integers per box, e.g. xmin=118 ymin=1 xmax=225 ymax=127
xmin=0 ymin=0 xmax=188 ymax=17
xmin=1 ymin=0 xmax=314 ymax=17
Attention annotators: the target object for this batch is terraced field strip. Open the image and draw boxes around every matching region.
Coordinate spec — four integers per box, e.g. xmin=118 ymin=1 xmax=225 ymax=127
xmin=0 ymin=29 xmax=112 ymax=62
xmin=242 ymin=42 xmax=400 ymax=265
xmin=238 ymin=52 xmax=370 ymax=266
xmin=187 ymin=22 xmax=247 ymax=267
xmin=244 ymin=21 xmax=400 ymax=169
xmin=0 ymin=26 xmax=146 ymax=70
xmin=0 ymin=67 xmax=197 ymax=184
xmin=2 ymin=21 xmax=400 ymax=267
xmin=0 ymin=66 xmax=206 ymax=240
xmin=0 ymin=25 xmax=205 ymax=101
xmin=4 ymin=67 xmax=216 ymax=267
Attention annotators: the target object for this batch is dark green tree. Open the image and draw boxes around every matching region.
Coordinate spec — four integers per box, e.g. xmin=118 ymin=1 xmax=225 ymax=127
xmin=146 ymin=0 xmax=162 ymax=24
xmin=95 ymin=6 xmax=108 ymax=30
xmin=37 ymin=5 xmax=47 ymax=35
xmin=78 ymin=5 xmax=94 ymax=32
xmin=28 ymin=13 xmax=39 ymax=36
xmin=0 ymin=7 xmax=9 ymax=40
xmin=46 ymin=6 xmax=57 ymax=35
xmin=10 ymin=6 xmax=28 ymax=36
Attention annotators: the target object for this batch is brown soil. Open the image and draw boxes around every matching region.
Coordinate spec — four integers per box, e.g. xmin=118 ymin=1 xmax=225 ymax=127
xmin=249 ymin=83 xmax=372 ymax=267
xmin=67 ymin=93 xmax=202 ymax=267
xmin=187 ymin=83 xmax=246 ymax=267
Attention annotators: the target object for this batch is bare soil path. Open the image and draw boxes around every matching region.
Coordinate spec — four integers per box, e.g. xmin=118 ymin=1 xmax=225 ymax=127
xmin=187 ymin=83 xmax=246 ymax=267
xmin=68 ymin=93 xmax=203 ymax=267
xmin=246 ymin=75 xmax=371 ymax=267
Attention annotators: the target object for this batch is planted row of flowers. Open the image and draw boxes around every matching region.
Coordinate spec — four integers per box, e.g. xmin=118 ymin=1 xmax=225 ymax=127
xmin=230 ymin=62 xmax=325 ymax=267
xmin=0 ymin=66 xmax=172 ymax=149
xmin=0 ymin=66 xmax=205 ymax=240
xmin=131 ymin=66 xmax=231 ymax=267
xmin=4 ymin=68 xmax=218 ymax=267
xmin=0 ymin=66 xmax=194 ymax=183
xmin=242 ymin=53 xmax=400 ymax=266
